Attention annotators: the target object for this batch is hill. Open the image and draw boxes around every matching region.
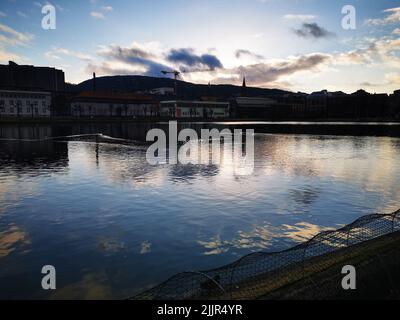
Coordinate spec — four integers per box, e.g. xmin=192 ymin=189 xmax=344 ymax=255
xmin=65 ymin=75 xmax=291 ymax=99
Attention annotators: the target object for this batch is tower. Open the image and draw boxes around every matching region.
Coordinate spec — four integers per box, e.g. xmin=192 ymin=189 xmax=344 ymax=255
xmin=241 ymin=77 xmax=247 ymax=96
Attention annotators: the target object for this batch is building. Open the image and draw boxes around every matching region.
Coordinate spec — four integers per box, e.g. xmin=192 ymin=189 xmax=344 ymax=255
xmin=278 ymin=93 xmax=307 ymax=118
xmin=234 ymin=97 xmax=283 ymax=118
xmin=0 ymin=89 xmax=52 ymax=118
xmin=0 ymin=61 xmax=65 ymax=92
xmin=71 ymin=91 xmax=159 ymax=117
xmin=388 ymin=90 xmax=400 ymax=119
xmin=148 ymin=87 xmax=175 ymax=96
xmin=160 ymin=100 xmax=230 ymax=119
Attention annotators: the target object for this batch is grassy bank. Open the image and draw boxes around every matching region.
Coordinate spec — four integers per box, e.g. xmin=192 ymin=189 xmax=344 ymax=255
xmin=257 ymin=231 xmax=400 ymax=300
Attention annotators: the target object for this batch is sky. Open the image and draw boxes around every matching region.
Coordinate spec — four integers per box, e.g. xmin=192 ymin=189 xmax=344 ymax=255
xmin=0 ymin=0 xmax=399 ymax=93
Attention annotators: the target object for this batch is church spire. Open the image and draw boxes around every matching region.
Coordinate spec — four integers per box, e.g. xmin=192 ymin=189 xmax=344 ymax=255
xmin=241 ymin=76 xmax=247 ymax=96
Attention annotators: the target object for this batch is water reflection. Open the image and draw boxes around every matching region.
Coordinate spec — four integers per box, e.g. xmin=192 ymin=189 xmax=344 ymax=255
xmin=282 ymin=222 xmax=334 ymax=243
xmin=0 ymin=122 xmax=400 ymax=299
xmin=50 ymin=273 xmax=113 ymax=300
xmin=0 ymin=224 xmax=30 ymax=258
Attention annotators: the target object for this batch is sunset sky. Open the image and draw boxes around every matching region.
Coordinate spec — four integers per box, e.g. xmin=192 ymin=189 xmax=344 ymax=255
xmin=0 ymin=0 xmax=399 ymax=93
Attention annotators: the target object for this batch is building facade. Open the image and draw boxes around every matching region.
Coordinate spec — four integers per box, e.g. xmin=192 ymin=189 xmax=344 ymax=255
xmin=71 ymin=91 xmax=159 ymax=117
xmin=160 ymin=100 xmax=230 ymax=119
xmin=0 ymin=89 xmax=52 ymax=118
xmin=148 ymin=87 xmax=175 ymax=96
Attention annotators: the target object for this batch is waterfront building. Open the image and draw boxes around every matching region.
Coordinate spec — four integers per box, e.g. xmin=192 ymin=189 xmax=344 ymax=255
xmin=160 ymin=100 xmax=230 ymax=118
xmin=0 ymin=89 xmax=52 ymax=118
xmin=148 ymin=87 xmax=175 ymax=96
xmin=71 ymin=91 xmax=159 ymax=117
xmin=388 ymin=90 xmax=400 ymax=119
xmin=234 ymin=97 xmax=282 ymax=118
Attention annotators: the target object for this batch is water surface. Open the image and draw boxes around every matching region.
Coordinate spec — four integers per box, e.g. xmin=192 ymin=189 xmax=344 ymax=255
xmin=0 ymin=122 xmax=399 ymax=299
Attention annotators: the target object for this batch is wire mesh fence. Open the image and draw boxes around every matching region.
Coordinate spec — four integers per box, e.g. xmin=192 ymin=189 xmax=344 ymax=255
xmin=133 ymin=209 xmax=400 ymax=300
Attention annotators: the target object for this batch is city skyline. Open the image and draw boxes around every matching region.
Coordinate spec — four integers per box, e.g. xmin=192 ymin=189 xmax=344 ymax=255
xmin=0 ymin=0 xmax=399 ymax=94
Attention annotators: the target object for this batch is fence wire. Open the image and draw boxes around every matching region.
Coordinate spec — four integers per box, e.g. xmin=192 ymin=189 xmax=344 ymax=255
xmin=133 ymin=209 xmax=400 ymax=300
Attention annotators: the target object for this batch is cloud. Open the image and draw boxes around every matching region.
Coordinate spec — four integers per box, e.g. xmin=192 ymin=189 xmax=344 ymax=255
xmin=94 ymin=43 xmax=171 ymax=76
xmin=0 ymin=11 xmax=6 ymax=17
xmin=359 ymin=73 xmax=400 ymax=89
xmin=86 ymin=61 xmax=145 ymax=76
xmin=393 ymin=28 xmax=400 ymax=35
xmin=235 ymin=49 xmax=264 ymax=60
xmin=0 ymin=23 xmax=33 ymax=46
xmin=84 ymin=40 xmax=335 ymax=89
xmin=0 ymin=23 xmax=31 ymax=64
xmin=90 ymin=11 xmax=105 ymax=19
xmin=166 ymin=48 xmax=223 ymax=72
xmin=17 ymin=11 xmax=28 ymax=18
xmin=86 ymin=43 xmax=224 ymax=78
xmin=360 ymin=81 xmax=380 ymax=87
xmin=0 ymin=49 xmax=21 ymax=63
xmin=100 ymin=44 xmax=156 ymax=61
xmin=81 ymin=32 xmax=400 ymax=90
xmin=45 ymin=47 xmax=93 ymax=61
xmin=385 ymin=73 xmax=400 ymax=86
xmin=211 ymin=52 xmax=332 ymax=88
xmin=34 ymin=1 xmax=65 ymax=11
xmin=101 ymin=6 xmax=113 ymax=12
xmin=366 ymin=7 xmax=400 ymax=26
xmin=293 ymin=23 xmax=335 ymax=39
xmin=333 ymin=34 xmax=400 ymax=70
xmin=284 ymin=14 xmax=316 ymax=21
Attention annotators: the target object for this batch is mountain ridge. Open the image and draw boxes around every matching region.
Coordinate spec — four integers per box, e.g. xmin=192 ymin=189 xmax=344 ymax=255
xmin=65 ymin=75 xmax=291 ymax=98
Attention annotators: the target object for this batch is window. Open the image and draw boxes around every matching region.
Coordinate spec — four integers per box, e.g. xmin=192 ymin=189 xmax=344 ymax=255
xmin=10 ymin=107 xmax=14 ymax=113
xmin=27 ymin=107 xmax=31 ymax=113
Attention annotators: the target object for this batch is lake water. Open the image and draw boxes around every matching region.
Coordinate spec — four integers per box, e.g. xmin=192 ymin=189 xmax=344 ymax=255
xmin=0 ymin=122 xmax=400 ymax=299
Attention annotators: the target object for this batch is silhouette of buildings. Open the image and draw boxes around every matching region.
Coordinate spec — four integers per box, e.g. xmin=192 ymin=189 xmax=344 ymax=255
xmin=71 ymin=91 xmax=159 ymax=117
xmin=233 ymin=97 xmax=281 ymax=118
xmin=0 ymin=61 xmax=65 ymax=92
xmin=0 ymin=61 xmax=399 ymax=120
xmin=160 ymin=100 xmax=230 ymax=118
xmin=232 ymin=86 xmax=399 ymax=120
